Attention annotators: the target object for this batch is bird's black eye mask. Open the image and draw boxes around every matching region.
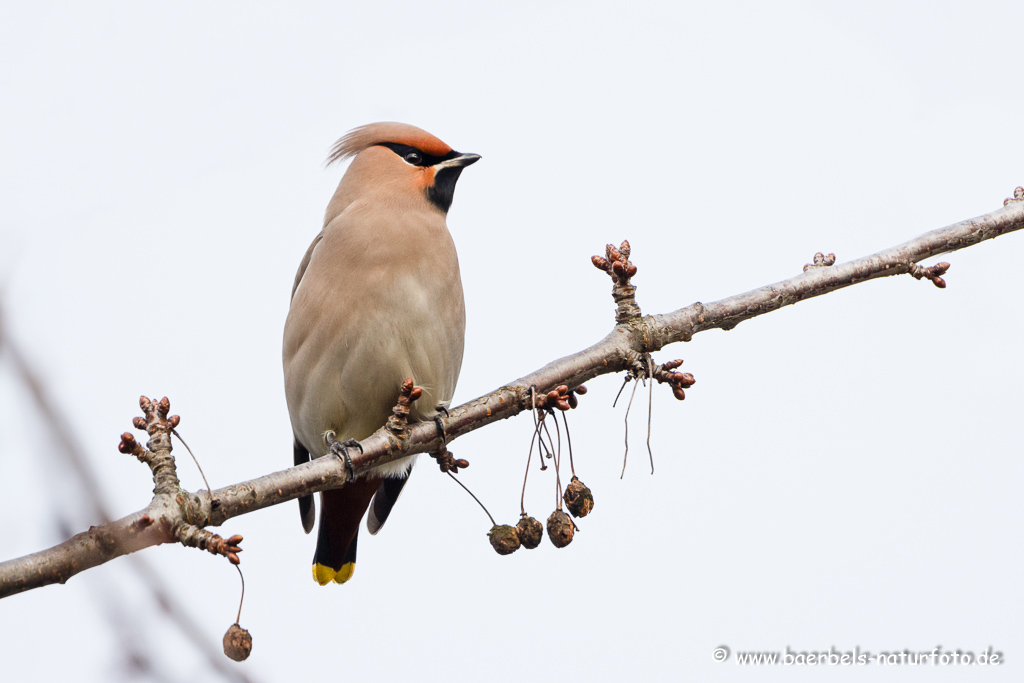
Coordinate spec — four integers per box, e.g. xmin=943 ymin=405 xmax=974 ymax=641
xmin=378 ymin=142 xmax=461 ymax=168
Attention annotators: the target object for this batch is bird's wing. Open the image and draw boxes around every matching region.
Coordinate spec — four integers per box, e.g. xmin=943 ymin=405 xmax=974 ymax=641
xmin=290 ymin=232 xmax=324 ymax=301
xmin=294 ymin=438 xmax=315 ymax=534
xmin=366 ymin=472 xmax=413 ymax=535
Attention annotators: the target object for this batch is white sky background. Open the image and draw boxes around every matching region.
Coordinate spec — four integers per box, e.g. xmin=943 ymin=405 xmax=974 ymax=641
xmin=2 ymin=2 xmax=1023 ymax=681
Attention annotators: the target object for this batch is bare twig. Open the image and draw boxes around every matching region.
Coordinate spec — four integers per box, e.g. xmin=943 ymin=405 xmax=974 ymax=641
xmin=0 ymin=317 xmax=254 ymax=682
xmin=3 ymin=199 xmax=1024 ymax=597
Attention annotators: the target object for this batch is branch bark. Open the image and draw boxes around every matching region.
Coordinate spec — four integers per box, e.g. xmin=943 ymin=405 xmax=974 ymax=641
xmin=3 ymin=197 xmax=1023 ymax=599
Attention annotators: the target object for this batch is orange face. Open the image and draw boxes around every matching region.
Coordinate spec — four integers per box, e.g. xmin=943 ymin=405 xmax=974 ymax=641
xmin=414 ymin=165 xmax=437 ymax=192
xmin=328 ymin=122 xmax=478 ymax=215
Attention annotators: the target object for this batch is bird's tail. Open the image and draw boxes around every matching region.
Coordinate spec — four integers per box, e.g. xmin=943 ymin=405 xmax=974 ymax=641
xmin=312 ymin=478 xmax=380 ymax=585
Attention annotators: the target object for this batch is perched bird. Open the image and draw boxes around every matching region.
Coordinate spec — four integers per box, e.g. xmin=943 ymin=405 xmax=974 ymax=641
xmin=283 ymin=122 xmax=479 ymax=585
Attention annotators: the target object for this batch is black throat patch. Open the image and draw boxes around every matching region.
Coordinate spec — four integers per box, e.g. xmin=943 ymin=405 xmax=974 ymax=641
xmin=377 ymin=142 xmax=466 ymax=213
xmin=428 ymin=165 xmax=465 ymax=213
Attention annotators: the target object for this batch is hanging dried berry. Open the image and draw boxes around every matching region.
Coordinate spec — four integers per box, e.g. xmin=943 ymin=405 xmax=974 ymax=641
xmin=546 ymin=510 xmax=575 ymax=548
xmin=223 ymin=624 xmax=252 ymax=662
xmin=516 ymin=514 xmax=543 ymax=549
xmin=488 ymin=524 xmax=522 ymax=555
xmin=563 ymin=476 xmax=594 ymax=518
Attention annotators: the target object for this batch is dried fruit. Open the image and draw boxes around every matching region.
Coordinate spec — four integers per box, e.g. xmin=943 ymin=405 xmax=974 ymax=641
xmin=546 ymin=510 xmax=574 ymax=548
xmin=563 ymin=476 xmax=594 ymax=518
xmin=487 ymin=524 xmax=521 ymax=555
xmin=516 ymin=514 xmax=543 ymax=549
xmin=223 ymin=623 xmax=252 ymax=661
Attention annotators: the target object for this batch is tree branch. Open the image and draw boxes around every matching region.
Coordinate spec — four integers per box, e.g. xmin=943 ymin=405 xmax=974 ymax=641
xmin=2 ymin=196 xmax=1022 ymax=599
xmin=0 ymin=310 xmax=256 ymax=680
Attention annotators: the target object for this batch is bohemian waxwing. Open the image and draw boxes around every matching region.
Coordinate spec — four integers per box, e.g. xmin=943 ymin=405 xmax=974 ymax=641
xmin=283 ymin=122 xmax=478 ymax=585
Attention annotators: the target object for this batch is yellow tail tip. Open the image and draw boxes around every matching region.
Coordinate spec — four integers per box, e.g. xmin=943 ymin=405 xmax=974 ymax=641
xmin=312 ymin=562 xmax=355 ymax=585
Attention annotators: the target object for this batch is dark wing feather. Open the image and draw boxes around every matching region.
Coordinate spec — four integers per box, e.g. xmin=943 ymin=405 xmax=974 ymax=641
xmin=294 ymin=438 xmax=315 ymax=534
xmin=366 ymin=472 xmax=412 ymax=536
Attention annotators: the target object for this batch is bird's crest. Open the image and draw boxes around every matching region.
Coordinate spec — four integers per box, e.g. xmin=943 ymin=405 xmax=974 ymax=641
xmin=327 ymin=122 xmax=453 ymax=166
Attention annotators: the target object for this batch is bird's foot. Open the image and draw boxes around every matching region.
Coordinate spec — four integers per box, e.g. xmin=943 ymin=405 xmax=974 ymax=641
xmin=433 ymin=414 xmax=448 ymax=446
xmin=386 ymin=378 xmax=422 ymax=436
xmin=328 ymin=437 xmax=362 ymax=481
xmin=429 ymin=410 xmax=468 ymax=472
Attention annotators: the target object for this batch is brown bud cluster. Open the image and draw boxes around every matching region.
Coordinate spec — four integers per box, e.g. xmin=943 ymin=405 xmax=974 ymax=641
xmin=546 ymin=510 xmax=575 ymax=548
xmin=591 ymin=240 xmax=637 ymax=285
xmin=431 ymin=448 xmax=470 ymax=473
xmin=910 ymin=261 xmax=950 ymax=289
xmin=139 ymin=395 xmax=171 ymax=420
xmin=534 ymin=384 xmax=587 ymax=413
xmin=652 ymin=359 xmax=697 ymax=401
xmin=223 ymin=624 xmax=252 ymax=661
xmin=803 ymin=252 xmax=837 ymax=271
xmin=118 ymin=432 xmax=145 ymax=457
xmin=488 ymin=524 xmax=521 ymax=555
xmin=132 ymin=395 xmax=179 ymax=436
xmin=563 ymin=476 xmax=594 ymax=518
xmin=387 ymin=378 xmax=422 ymax=433
xmin=207 ymin=534 xmax=244 ymax=565
xmin=516 ymin=514 xmax=544 ymax=549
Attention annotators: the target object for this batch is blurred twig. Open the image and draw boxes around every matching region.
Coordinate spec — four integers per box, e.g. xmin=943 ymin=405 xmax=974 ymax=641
xmin=0 ymin=311 xmax=255 ymax=683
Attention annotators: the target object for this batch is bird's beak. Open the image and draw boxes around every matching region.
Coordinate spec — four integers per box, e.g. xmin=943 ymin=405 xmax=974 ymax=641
xmin=434 ymin=153 xmax=481 ymax=170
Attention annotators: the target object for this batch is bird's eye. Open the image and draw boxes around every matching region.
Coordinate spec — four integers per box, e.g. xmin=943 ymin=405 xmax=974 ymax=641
xmin=404 ymin=151 xmax=422 ymax=165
